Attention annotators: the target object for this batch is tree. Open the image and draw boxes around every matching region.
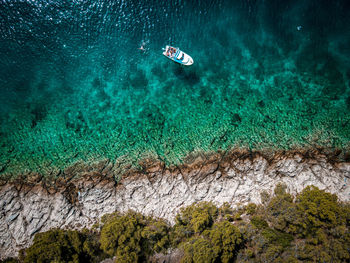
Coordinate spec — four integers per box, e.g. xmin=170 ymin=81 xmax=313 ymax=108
xmin=205 ymin=221 xmax=243 ymax=263
xmin=20 ymin=229 xmax=100 ymax=263
xmin=174 ymin=202 xmax=218 ymax=234
xmin=100 ymin=211 xmax=170 ymax=263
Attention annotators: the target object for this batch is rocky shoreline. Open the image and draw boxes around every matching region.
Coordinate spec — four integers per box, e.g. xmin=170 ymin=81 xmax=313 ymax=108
xmin=1 ymin=149 xmax=349 ymax=260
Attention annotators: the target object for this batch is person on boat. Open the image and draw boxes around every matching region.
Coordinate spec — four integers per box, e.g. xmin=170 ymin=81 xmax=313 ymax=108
xmin=168 ymin=47 xmax=176 ymax=57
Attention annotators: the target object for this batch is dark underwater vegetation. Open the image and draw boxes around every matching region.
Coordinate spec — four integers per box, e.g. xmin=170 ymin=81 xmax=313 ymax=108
xmin=2 ymin=185 xmax=349 ymax=262
xmin=0 ymin=0 xmax=350 ymax=178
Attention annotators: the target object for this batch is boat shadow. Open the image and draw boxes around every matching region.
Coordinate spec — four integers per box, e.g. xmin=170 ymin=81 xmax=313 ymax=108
xmin=173 ymin=65 xmax=200 ymax=86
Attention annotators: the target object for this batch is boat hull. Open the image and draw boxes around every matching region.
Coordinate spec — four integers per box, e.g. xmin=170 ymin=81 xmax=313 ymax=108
xmin=163 ymin=45 xmax=194 ymax=66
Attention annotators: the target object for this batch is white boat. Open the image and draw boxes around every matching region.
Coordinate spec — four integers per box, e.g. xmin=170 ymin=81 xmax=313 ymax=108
xmin=162 ymin=45 xmax=194 ymax=66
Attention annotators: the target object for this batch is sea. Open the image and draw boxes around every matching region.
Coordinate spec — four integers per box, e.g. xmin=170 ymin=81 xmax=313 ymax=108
xmin=0 ymin=0 xmax=349 ymax=177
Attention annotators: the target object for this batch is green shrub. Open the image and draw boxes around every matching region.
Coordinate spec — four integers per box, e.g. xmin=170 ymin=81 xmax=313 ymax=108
xmin=205 ymin=221 xmax=243 ymax=263
xmin=241 ymin=185 xmax=350 ymax=262
xmin=100 ymin=211 xmax=145 ymax=262
xmin=245 ymin=248 xmax=254 ymax=258
xmin=181 ymin=237 xmax=216 ymax=263
xmin=245 ymin=203 xmax=257 ymax=215
xmin=294 ymin=185 xmax=346 ymax=236
xmin=172 ymin=201 xmax=218 ymax=246
xmin=141 ymin=219 xmax=170 ymax=253
xmin=0 ymin=258 xmax=19 ymax=263
xmin=260 ymin=190 xmax=270 ymax=205
xmin=261 ymin=228 xmax=293 ymax=249
xmin=175 ymin=202 xmax=218 ymax=234
xmin=219 ymin=202 xmax=234 ymax=221
xmin=232 ymin=212 xmax=242 ymax=221
xmin=274 ymin=183 xmax=288 ymax=196
xmin=100 ymin=210 xmax=170 ymax=262
xmin=20 ymin=229 xmax=101 ymax=263
xmin=219 ymin=202 xmax=233 ymax=216
xmin=180 ymin=220 xmax=243 ymax=263
xmin=251 ymin=215 xmax=268 ymax=229
xmin=266 ymin=186 xmax=295 ymax=232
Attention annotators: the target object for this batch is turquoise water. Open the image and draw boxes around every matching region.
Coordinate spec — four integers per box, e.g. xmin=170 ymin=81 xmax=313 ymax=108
xmin=0 ymin=0 xmax=350 ymax=178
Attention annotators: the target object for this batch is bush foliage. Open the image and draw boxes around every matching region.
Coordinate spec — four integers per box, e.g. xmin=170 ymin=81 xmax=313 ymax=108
xmin=238 ymin=184 xmax=350 ymax=262
xmin=18 ymin=228 xmax=102 ymax=263
xmin=175 ymin=201 xmax=218 ymax=234
xmin=7 ymin=185 xmax=350 ymax=263
xmin=100 ymin=211 xmax=170 ymax=263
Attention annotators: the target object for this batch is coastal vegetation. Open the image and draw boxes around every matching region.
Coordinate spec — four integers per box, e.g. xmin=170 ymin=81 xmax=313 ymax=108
xmin=3 ymin=184 xmax=349 ymax=263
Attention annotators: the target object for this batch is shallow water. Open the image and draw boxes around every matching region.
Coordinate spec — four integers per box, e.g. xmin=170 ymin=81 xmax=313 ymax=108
xmin=0 ymin=0 xmax=349 ymax=177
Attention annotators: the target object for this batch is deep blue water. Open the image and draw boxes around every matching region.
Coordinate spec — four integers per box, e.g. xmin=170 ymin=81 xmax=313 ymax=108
xmin=0 ymin=0 xmax=349 ymax=177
